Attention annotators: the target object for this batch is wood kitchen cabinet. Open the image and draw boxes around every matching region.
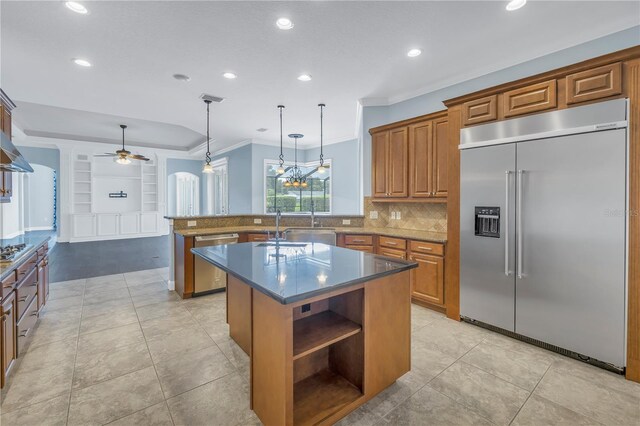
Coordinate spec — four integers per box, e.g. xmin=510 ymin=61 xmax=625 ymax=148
xmin=0 ymin=93 xmax=15 ymax=204
xmin=1 ymin=290 xmax=17 ymax=388
xmin=372 ymin=129 xmax=408 ymax=198
xmin=370 ymin=111 xmax=448 ymax=202
xmin=409 ymin=252 xmax=444 ymax=307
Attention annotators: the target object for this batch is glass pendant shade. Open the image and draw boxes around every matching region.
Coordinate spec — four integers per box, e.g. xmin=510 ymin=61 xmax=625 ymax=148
xmin=277 ymin=165 xmax=285 ymax=174
xmin=317 ymin=165 xmax=325 ymax=173
xmin=116 ymin=157 xmax=131 ymax=165
xmin=202 ymin=163 xmax=213 ymax=174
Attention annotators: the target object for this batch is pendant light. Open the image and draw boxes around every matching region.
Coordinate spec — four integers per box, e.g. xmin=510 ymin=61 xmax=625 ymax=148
xmin=317 ymin=103 xmax=326 ymax=173
xmin=284 ymin=134 xmax=307 ymax=188
xmin=277 ymin=105 xmax=285 ymax=174
xmin=202 ymin=99 xmax=213 ymax=174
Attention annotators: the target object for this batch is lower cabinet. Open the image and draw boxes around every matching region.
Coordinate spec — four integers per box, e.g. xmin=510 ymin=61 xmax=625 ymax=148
xmin=71 ymin=212 xmax=162 ymax=241
xmin=17 ymin=296 xmax=38 ymax=356
xmin=409 ymin=253 xmax=444 ymax=307
xmin=247 ymin=233 xmax=268 ymax=242
xmin=1 ymin=290 xmax=17 ymax=388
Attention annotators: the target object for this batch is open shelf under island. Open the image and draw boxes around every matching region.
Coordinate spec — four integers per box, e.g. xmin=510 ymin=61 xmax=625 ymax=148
xmin=192 ymin=241 xmax=417 ymax=425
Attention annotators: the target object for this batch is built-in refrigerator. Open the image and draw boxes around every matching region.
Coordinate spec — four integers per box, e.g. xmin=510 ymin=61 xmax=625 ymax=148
xmin=460 ymin=98 xmax=628 ymax=369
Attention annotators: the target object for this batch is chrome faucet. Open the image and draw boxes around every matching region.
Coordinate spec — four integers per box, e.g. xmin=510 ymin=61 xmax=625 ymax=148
xmin=310 ymin=200 xmax=320 ymax=228
xmin=275 ymin=209 xmax=282 ymax=240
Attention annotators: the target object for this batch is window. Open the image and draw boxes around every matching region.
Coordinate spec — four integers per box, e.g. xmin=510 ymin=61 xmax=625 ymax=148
xmin=265 ymin=160 xmax=331 ymax=214
xmin=171 ymin=172 xmax=200 ymax=216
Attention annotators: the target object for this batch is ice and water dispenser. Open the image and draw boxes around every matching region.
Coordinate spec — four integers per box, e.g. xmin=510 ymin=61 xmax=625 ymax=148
xmin=474 ymin=207 xmax=500 ymax=238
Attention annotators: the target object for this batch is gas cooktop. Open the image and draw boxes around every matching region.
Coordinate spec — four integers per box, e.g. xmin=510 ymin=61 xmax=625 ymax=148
xmin=0 ymin=243 xmax=28 ymax=262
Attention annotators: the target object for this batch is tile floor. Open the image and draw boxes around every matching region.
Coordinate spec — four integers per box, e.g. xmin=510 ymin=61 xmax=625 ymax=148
xmin=1 ymin=268 xmax=639 ymax=425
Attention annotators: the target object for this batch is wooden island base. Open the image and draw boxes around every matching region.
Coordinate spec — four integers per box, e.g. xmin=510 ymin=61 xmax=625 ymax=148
xmin=226 ymin=272 xmax=411 ymax=426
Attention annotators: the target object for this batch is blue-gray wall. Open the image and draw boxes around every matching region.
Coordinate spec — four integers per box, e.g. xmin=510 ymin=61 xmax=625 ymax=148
xmin=213 ymin=144 xmax=253 ymax=214
xmin=305 ymin=139 xmax=359 ymax=214
xmin=17 ymin=146 xmax=60 ymax=229
xmin=362 ymin=26 xmax=640 ymax=196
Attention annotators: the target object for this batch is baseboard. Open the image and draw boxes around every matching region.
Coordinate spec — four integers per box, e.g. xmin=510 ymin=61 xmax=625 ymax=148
xmin=1 ymin=230 xmax=25 ymax=239
xmin=25 ymin=226 xmax=54 ymax=232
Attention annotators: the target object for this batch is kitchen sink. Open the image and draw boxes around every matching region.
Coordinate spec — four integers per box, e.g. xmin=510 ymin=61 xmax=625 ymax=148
xmin=255 ymin=242 xmax=308 ymax=248
xmin=283 ymin=228 xmax=337 ymax=245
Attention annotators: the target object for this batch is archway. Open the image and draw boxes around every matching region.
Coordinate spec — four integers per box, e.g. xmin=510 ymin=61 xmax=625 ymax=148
xmin=22 ymin=163 xmax=57 ymax=232
xmin=167 ymin=172 xmax=200 ymax=217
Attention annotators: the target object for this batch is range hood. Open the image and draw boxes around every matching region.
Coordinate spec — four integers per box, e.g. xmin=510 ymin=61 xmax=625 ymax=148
xmin=1 ymin=132 xmax=33 ymax=173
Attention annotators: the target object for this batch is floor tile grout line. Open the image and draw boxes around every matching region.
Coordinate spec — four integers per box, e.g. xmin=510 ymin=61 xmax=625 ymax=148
xmin=454 ymin=358 xmax=539 ymax=394
xmin=507 ymin=363 xmax=552 ymax=425
xmin=65 ymin=280 xmax=87 ymax=425
xmin=424 ymin=385 xmax=500 ymax=426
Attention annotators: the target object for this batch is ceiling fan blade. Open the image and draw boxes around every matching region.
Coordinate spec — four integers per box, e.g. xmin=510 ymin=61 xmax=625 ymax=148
xmin=94 ymin=153 xmax=117 ymax=157
xmin=127 ymin=154 xmax=150 ymax=161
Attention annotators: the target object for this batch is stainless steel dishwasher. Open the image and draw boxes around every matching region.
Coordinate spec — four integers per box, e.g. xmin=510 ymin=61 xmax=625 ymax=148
xmin=194 ymin=233 xmax=239 ymax=295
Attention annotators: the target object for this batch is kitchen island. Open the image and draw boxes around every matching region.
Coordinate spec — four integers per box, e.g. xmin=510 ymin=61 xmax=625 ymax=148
xmin=192 ymin=241 xmax=417 ymax=425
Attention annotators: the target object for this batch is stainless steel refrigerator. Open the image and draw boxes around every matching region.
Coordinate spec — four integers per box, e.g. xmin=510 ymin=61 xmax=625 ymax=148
xmin=460 ymin=98 xmax=628 ymax=369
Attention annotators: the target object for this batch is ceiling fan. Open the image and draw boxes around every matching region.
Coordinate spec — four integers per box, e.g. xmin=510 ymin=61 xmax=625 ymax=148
xmin=95 ymin=124 xmax=149 ymax=164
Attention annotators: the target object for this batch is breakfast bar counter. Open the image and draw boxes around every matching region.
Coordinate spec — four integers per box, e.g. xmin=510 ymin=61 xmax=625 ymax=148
xmin=192 ymin=242 xmax=417 ymax=425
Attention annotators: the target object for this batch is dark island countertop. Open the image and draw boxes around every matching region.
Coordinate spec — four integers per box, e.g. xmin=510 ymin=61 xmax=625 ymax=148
xmin=0 ymin=234 xmax=51 ymax=281
xmin=192 ymin=242 xmax=417 ymax=304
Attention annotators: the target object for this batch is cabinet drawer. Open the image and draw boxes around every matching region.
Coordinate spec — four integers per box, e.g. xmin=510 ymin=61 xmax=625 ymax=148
xmin=503 ymin=80 xmax=557 ymax=118
xmin=344 ymin=235 xmax=373 ymax=246
xmin=37 ymin=243 xmax=48 ymax=259
xmin=247 ymin=233 xmax=268 ymax=242
xmin=566 ymin=62 xmax=622 ymax=105
xmin=346 ymin=245 xmax=375 ymax=254
xmin=462 ymin=95 xmax=498 ymax=126
xmin=16 ymin=268 xmax=37 ymax=321
xmin=1 ymin=271 xmax=17 ymax=299
xmin=17 ymin=296 xmax=38 ymax=356
xmin=16 ymin=253 xmax=38 ymax=281
xmin=409 ymin=240 xmax=444 ymax=256
xmin=378 ymin=247 xmax=406 ymax=260
xmin=378 ymin=236 xmax=406 ymax=250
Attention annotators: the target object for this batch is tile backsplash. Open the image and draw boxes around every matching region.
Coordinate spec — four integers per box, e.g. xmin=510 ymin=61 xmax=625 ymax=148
xmin=364 ymin=197 xmax=447 ymax=233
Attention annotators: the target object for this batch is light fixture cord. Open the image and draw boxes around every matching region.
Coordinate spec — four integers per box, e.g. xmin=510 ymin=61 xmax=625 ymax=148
xmin=278 ymin=105 xmax=285 ymax=166
xmin=319 ymin=104 xmax=325 ymax=166
xmin=122 ymin=126 xmax=125 ymax=150
xmin=205 ymin=100 xmax=212 ymax=165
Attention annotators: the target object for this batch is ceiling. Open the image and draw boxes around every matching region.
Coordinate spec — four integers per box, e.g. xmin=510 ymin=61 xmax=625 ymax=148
xmin=2 ymin=1 xmax=638 ymax=152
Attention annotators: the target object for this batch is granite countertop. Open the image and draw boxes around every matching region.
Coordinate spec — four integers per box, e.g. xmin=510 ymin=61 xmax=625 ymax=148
xmin=192 ymin=242 xmax=417 ymax=304
xmin=0 ymin=235 xmax=51 ymax=281
xmin=175 ymin=226 xmax=447 ymax=243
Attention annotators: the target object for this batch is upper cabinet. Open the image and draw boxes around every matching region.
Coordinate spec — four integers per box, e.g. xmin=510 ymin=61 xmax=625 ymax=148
xmin=371 ymin=111 xmax=448 ymax=202
xmin=453 ymin=59 xmax=626 ymax=128
xmin=0 ymin=90 xmax=16 ymax=204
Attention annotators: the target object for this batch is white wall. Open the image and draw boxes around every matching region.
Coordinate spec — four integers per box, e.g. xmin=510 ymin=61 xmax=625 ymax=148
xmin=24 ymin=164 xmax=55 ymax=231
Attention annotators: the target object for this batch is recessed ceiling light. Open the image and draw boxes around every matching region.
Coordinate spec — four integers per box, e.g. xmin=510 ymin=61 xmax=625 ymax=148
xmin=73 ymin=58 xmax=92 ymax=67
xmin=407 ymin=48 xmax=422 ymax=58
xmin=256 ymin=128 xmax=268 ymax=133
xmin=506 ymin=0 xmax=527 ymax=11
xmin=65 ymin=1 xmax=88 ymax=14
xmin=223 ymin=72 xmax=237 ymax=79
xmin=276 ymin=18 xmax=294 ymax=30
xmin=297 ymin=74 xmax=312 ymax=82
xmin=173 ymin=73 xmax=191 ymax=82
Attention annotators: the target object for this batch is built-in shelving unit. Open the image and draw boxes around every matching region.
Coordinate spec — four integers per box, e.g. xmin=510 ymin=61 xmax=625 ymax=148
xmin=70 ymin=151 xmax=162 ymax=241
xmin=291 ymin=289 xmax=364 ymax=425
xmin=73 ymin=155 xmax=92 ymax=214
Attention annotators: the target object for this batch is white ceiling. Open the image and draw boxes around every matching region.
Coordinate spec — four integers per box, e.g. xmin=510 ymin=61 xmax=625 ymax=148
xmin=2 ymin=1 xmax=638 ymax=152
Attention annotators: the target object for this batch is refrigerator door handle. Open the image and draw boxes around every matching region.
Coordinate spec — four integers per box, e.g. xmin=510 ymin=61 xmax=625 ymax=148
xmin=505 ymin=171 xmax=512 ymax=276
xmin=517 ymin=170 xmax=524 ymax=279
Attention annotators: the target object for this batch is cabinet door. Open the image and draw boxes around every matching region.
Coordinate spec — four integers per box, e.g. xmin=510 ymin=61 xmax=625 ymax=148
xmin=388 ymin=128 xmax=409 ymax=197
xmin=372 ymin=131 xmax=389 ymax=198
xmin=97 ymin=214 xmax=119 ymax=236
xmin=120 ymin=213 xmax=140 ymax=235
xmin=72 ymin=214 xmax=96 ymax=238
xmin=410 ymin=253 xmax=444 ymax=306
xmin=409 ymin=121 xmax=432 ymax=197
xmin=140 ymin=212 xmax=158 ymax=233
xmin=44 ymin=256 xmax=50 ymax=302
xmin=37 ymin=261 xmax=46 ymax=311
xmin=1 ymin=291 xmax=17 ymax=387
xmin=432 ymin=118 xmax=449 ymax=198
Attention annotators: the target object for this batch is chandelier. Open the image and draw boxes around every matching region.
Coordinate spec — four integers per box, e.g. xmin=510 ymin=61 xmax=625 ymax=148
xmin=284 ymin=133 xmax=307 ymax=188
